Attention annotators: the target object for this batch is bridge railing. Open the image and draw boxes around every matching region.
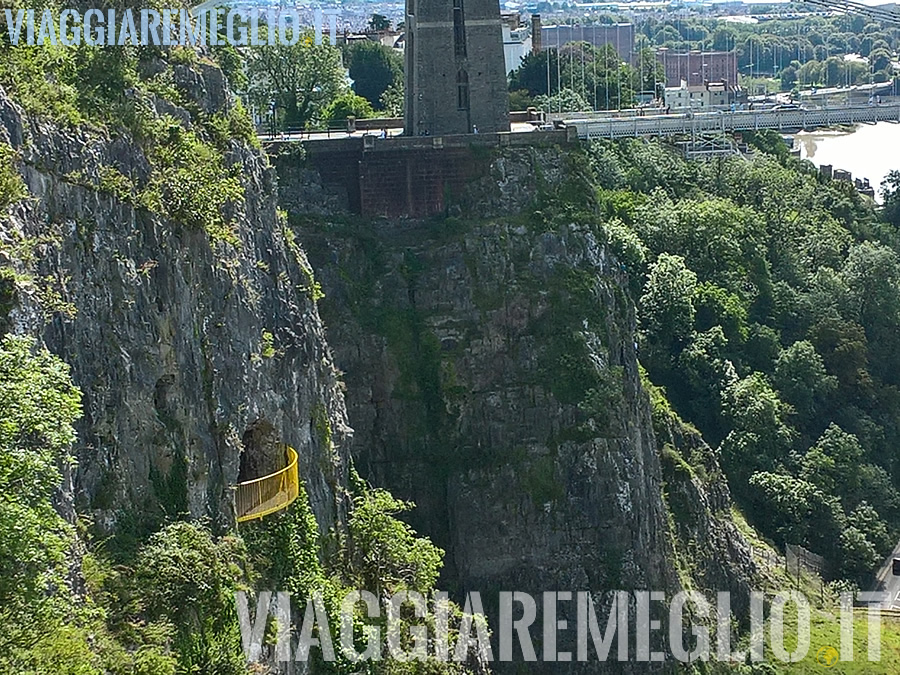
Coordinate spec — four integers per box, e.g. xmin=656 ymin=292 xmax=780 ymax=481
xmin=234 ymin=445 xmax=299 ymax=522
xmin=564 ymin=103 xmax=900 ymax=140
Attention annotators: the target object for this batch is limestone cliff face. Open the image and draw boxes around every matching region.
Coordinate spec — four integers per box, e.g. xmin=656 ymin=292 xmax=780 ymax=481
xmin=281 ymin=146 xmax=761 ymax=668
xmin=655 ymin=408 xmax=760 ymax=617
xmin=0 ymin=75 xmax=350 ymax=536
xmin=308 ymin=214 xmax=676 ymax=594
xmin=0 ymin=60 xmax=760 ymax=669
xmin=266 ymin=151 xmax=684 ymax=665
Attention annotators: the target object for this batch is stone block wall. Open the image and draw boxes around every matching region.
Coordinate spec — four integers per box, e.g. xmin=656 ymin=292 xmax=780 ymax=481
xmin=285 ymin=131 xmax=572 ymax=218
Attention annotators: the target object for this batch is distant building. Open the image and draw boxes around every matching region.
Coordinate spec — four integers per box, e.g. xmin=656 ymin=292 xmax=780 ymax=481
xmin=664 ymin=80 xmax=738 ymax=110
xmin=339 ymin=31 xmax=405 ymax=52
xmin=337 ymin=27 xmax=404 ymax=50
xmin=540 ymin=23 xmax=634 ymax=63
xmin=404 ymin=0 xmax=510 ymax=135
xmin=339 ymin=33 xmax=373 ymax=46
xmin=501 ymin=12 xmax=531 ymax=74
xmin=656 ymin=49 xmax=738 ymax=88
xmin=374 ymin=30 xmax=404 ymax=50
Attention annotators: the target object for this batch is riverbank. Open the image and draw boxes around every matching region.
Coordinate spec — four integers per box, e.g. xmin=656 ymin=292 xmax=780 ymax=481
xmin=795 ymin=122 xmax=900 ymax=203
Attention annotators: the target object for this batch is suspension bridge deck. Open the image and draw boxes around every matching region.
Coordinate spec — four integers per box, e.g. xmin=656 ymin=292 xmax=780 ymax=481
xmin=560 ymin=104 xmax=900 ymax=140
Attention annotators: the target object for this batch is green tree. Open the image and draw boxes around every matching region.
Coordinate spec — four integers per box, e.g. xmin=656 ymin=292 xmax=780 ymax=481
xmin=721 ymin=372 xmax=796 ymax=481
xmin=586 ymin=44 xmax=637 ymax=110
xmin=654 ymin=25 xmax=682 ymax=46
xmin=798 ymin=424 xmax=864 ymax=495
xmin=676 ymin=198 xmax=765 ymax=293
xmin=509 ymin=89 xmax=534 ymax=111
xmin=882 ymin=170 xmax=900 ymax=228
xmin=634 ymin=193 xmax=765 ymax=295
xmin=693 ymin=281 xmax=748 ymax=346
xmin=379 ymin=80 xmax=404 ymax=117
xmin=850 ymin=463 xmax=900 ymax=523
xmin=368 ymin=13 xmax=391 ymax=32
xmin=348 ymin=487 xmax=444 ymax=596
xmin=0 ymin=142 xmax=26 ymax=211
xmin=711 ymin=26 xmax=737 ymax=51
xmin=747 ymin=471 xmax=843 ymax=553
xmin=840 ymin=241 xmax=900 ymax=327
xmin=534 ymin=87 xmax=592 ymax=113
xmin=131 ymin=522 xmax=248 ymax=674
xmin=0 ymin=336 xmax=91 ymax=669
xmin=246 ymin=28 xmax=347 ymax=129
xmin=848 ymin=502 xmax=893 ymax=556
xmin=345 ymin=40 xmax=403 ymax=110
xmin=586 ymin=141 xmax=626 ymax=190
xmin=509 ymin=49 xmax=560 ymax=97
xmin=603 ymin=127 xmax=900 ymax=582
xmin=869 ymin=48 xmax=893 ymax=73
xmin=839 ymin=242 xmax=900 ymax=382
xmin=838 ymin=526 xmax=878 ymax=579
xmin=773 ymin=341 xmax=837 ymax=424
xmin=823 ymin=57 xmax=844 ymax=87
xmin=639 ymin=253 xmax=698 ymax=361
xmin=631 ymin=47 xmax=666 ymax=96
xmin=798 ymin=60 xmax=823 ymax=86
xmin=780 ymin=65 xmax=797 ymax=91
xmin=323 ymin=92 xmax=375 ymax=125
xmin=617 ymin=142 xmax=695 ymax=197
xmin=242 ymin=476 xmax=454 ymax=672
xmin=809 ymin=317 xmax=870 ymax=392
xmin=677 ymin=326 xmax=737 ymax=442
xmin=0 ymin=336 xmax=81 ymax=615
xmin=509 ymin=44 xmax=636 ymax=110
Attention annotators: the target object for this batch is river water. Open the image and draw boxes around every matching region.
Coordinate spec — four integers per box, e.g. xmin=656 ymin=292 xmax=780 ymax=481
xmin=795 ymin=122 xmax=900 ymax=203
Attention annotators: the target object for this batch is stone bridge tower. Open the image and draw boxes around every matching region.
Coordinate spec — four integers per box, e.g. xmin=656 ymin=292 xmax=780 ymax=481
xmin=404 ymin=0 xmax=510 ymax=135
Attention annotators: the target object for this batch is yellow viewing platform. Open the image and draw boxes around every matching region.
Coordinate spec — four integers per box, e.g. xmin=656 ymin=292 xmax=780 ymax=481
xmin=234 ymin=446 xmax=299 ymax=522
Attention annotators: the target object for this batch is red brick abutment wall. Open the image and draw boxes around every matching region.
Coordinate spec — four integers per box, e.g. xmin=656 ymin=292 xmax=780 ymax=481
xmin=267 ymin=129 xmax=575 ymax=218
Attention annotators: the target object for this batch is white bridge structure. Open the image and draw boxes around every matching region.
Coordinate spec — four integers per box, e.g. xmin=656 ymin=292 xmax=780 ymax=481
xmin=559 ymin=104 xmax=900 ymax=140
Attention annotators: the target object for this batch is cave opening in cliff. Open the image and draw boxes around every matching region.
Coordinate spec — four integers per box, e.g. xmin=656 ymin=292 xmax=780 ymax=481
xmin=239 ymin=418 xmax=289 ymax=481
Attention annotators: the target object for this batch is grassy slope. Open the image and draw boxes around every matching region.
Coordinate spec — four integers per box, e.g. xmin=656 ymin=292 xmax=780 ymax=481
xmin=778 ymin=613 xmax=900 ymax=673
xmin=729 ymin=507 xmax=900 ymax=672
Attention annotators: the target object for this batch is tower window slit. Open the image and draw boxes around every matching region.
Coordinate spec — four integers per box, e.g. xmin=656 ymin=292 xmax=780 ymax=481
xmin=453 ymin=0 xmax=466 ymax=58
xmin=457 ymin=69 xmax=469 ymax=110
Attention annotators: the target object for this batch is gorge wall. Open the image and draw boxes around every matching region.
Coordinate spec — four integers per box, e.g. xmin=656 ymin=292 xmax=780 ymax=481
xmin=282 ymin=145 xmax=760 ymax=667
xmin=0 ymin=55 xmax=760 ymax=670
xmin=0 ymin=72 xmax=351 ymax=542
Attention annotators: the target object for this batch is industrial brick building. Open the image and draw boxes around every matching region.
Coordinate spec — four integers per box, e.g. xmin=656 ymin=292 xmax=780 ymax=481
xmin=404 ymin=0 xmax=510 ymax=135
xmin=656 ymin=49 xmax=738 ymax=88
xmin=540 ymin=23 xmax=634 ymax=63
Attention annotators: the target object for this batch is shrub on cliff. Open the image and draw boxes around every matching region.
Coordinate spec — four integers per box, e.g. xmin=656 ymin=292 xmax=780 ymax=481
xmin=0 ymin=143 xmax=26 ymax=213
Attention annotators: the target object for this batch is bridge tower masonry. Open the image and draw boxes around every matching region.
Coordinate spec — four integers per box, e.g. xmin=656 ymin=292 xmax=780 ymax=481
xmin=404 ymin=0 xmax=510 ymax=135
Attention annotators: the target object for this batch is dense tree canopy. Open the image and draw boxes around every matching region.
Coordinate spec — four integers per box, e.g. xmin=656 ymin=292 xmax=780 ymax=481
xmin=344 ymin=40 xmax=403 ymax=111
xmin=589 ymin=135 xmax=900 ymax=583
xmin=246 ymin=29 xmax=347 ymax=130
xmin=509 ymin=44 xmax=639 ymax=110
xmin=0 ymin=336 xmax=82 ymax=660
xmin=368 ymin=13 xmax=391 ymax=32
xmin=323 ymin=92 xmax=375 ymax=124
xmin=884 ymin=170 xmax=900 ymax=228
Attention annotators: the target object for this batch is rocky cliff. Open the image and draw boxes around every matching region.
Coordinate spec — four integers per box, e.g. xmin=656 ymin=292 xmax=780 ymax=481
xmin=0 ymin=70 xmax=350 ymax=542
xmin=283 ymin=146 xmax=760 ymax=666
xmin=1 ymin=58 xmax=761 ymax=669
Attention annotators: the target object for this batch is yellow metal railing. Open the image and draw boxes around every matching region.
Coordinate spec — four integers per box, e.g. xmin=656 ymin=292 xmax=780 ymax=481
xmin=234 ymin=446 xmax=299 ymax=522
